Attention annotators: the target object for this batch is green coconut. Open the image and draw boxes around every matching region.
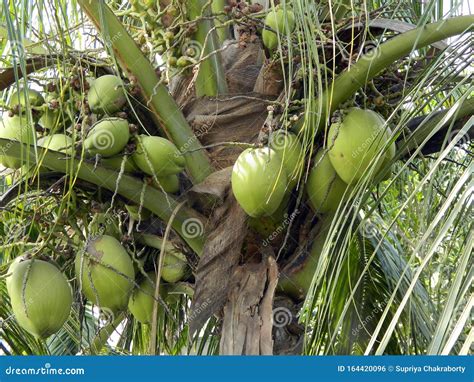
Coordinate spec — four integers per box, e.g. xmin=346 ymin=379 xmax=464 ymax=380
xmin=327 ymin=108 xmax=387 ymax=185
xmin=84 ymin=118 xmax=130 ymax=157
xmin=75 ymin=235 xmax=135 ymax=312
xmin=101 ymin=155 xmax=139 ymax=173
xmin=39 ymin=97 xmax=70 ymax=131
xmin=162 ymin=250 xmax=189 ymax=283
xmin=128 ymin=273 xmax=156 ymax=324
xmin=262 ymin=6 xmax=296 ymax=51
xmin=248 ymin=192 xmax=291 ymax=238
xmin=87 ymin=75 xmax=127 ymax=115
xmin=152 ymin=174 xmax=180 ymax=194
xmin=38 ymin=134 xmax=73 ymax=154
xmin=306 ymin=149 xmax=349 ymax=214
xmin=231 ymin=148 xmax=288 ymax=218
xmin=0 ymin=115 xmax=36 ymax=169
xmin=6 ymin=258 xmax=72 ymax=338
xmin=269 ymin=130 xmax=304 ymax=188
xmin=9 ymin=88 xmax=44 ymax=113
xmin=132 ymin=135 xmax=185 ymax=177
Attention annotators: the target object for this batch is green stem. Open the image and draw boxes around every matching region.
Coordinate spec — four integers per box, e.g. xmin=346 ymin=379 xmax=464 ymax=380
xmin=77 ymin=0 xmax=213 ymax=184
xmin=313 ymin=16 xmax=474 ymax=132
xmin=188 ymin=0 xmax=228 ymax=97
xmin=0 ymin=140 xmax=205 ymax=254
xmin=211 ymin=0 xmax=229 ymax=44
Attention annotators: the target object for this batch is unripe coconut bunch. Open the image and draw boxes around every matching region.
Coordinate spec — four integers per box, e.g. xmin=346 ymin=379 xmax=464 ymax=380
xmin=6 ymin=257 xmax=72 ymax=338
xmin=262 ymin=6 xmax=296 ymax=51
xmin=75 ymin=235 xmax=135 ymax=312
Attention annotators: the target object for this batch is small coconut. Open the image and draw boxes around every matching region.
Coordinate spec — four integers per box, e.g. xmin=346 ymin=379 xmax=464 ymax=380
xmin=87 ymin=75 xmax=127 ymax=115
xmin=262 ymin=6 xmax=296 ymax=51
xmin=306 ymin=149 xmax=349 ymax=213
xmin=84 ymin=118 xmax=130 ymax=157
xmin=132 ymin=135 xmax=185 ymax=177
xmin=0 ymin=115 xmax=37 ymax=169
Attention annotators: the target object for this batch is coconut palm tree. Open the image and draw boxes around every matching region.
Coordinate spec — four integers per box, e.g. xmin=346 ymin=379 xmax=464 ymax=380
xmin=0 ymin=0 xmax=472 ymax=355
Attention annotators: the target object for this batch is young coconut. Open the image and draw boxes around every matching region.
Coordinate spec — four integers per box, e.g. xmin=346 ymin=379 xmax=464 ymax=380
xmin=231 ymin=148 xmax=288 ymax=218
xmin=132 ymin=135 xmax=185 ymax=177
xmin=75 ymin=235 xmax=135 ymax=312
xmin=8 ymin=88 xmax=45 ymax=115
xmin=39 ymin=96 xmax=70 ymax=132
xmin=38 ymin=134 xmax=74 ymax=154
xmin=6 ymin=258 xmax=72 ymax=338
xmin=306 ymin=149 xmax=349 ymax=214
xmin=269 ymin=130 xmax=304 ymax=189
xmin=84 ymin=118 xmax=130 ymax=157
xmin=128 ymin=273 xmax=156 ymax=324
xmin=327 ymin=108 xmax=387 ymax=185
xmin=152 ymin=174 xmax=180 ymax=194
xmin=262 ymin=6 xmax=296 ymax=51
xmin=87 ymin=75 xmax=127 ymax=115
xmin=0 ymin=115 xmax=37 ymax=169
xmin=161 ymin=250 xmax=189 ymax=283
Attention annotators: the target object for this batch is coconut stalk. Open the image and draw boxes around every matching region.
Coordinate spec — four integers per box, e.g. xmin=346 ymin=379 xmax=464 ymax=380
xmin=312 ymin=15 xmax=474 ymax=133
xmin=77 ymin=0 xmax=212 ymax=184
xmin=0 ymin=139 xmax=205 ymax=254
xmin=211 ymin=0 xmax=229 ymax=43
xmin=188 ymin=0 xmax=228 ymax=97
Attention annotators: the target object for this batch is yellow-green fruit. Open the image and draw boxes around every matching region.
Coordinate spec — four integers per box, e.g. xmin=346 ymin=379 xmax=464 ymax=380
xmin=328 ymin=108 xmax=387 ymax=185
xmin=306 ymin=150 xmax=349 ymax=213
xmin=9 ymin=88 xmax=44 ymax=111
xmin=231 ymin=148 xmax=288 ymax=218
xmin=101 ymin=155 xmax=138 ymax=173
xmin=152 ymin=174 xmax=180 ymax=194
xmin=0 ymin=115 xmax=36 ymax=169
xmin=162 ymin=250 xmax=188 ymax=283
xmin=84 ymin=118 xmax=130 ymax=157
xmin=262 ymin=7 xmax=296 ymax=51
xmin=269 ymin=130 xmax=304 ymax=188
xmin=87 ymin=75 xmax=127 ymax=115
xmin=132 ymin=135 xmax=185 ymax=177
xmin=128 ymin=273 xmax=156 ymax=324
xmin=39 ymin=99 xmax=69 ymax=131
xmin=6 ymin=258 xmax=72 ymax=338
xmin=75 ymin=235 xmax=135 ymax=312
xmin=38 ymin=134 xmax=73 ymax=154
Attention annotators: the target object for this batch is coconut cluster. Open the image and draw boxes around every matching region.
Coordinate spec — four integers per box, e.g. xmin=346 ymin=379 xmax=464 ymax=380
xmin=232 ymin=108 xmax=396 ymax=222
xmin=2 ymin=73 xmax=192 ymax=335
